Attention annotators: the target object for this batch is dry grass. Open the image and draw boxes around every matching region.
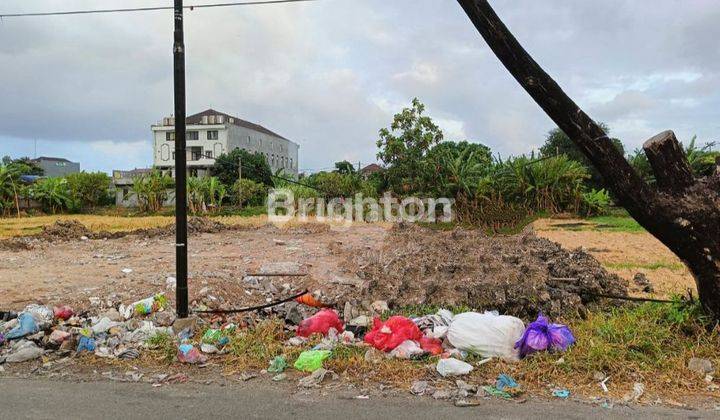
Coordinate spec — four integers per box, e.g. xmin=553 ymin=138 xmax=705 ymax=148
xmin=0 ymin=215 xmax=174 ymax=238
xmin=0 ymin=213 xmax=347 ymax=239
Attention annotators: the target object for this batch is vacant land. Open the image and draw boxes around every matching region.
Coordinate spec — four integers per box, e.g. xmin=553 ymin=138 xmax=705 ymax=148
xmin=533 ymin=217 xmax=696 ymax=297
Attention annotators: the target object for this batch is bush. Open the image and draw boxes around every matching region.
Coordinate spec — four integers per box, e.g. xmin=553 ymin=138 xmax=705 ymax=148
xmin=233 ymin=178 xmax=266 ymax=207
xmin=129 ymin=170 xmax=174 ymax=213
xmin=29 ymin=177 xmax=72 ymax=214
xmin=581 ymin=188 xmax=611 ymax=216
xmin=66 ymin=172 xmax=112 ymax=210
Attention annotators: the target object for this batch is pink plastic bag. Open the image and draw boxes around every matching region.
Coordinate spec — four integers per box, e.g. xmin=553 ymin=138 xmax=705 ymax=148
xmin=364 ymin=316 xmax=423 ymax=352
xmin=297 ymin=309 xmax=344 ymax=337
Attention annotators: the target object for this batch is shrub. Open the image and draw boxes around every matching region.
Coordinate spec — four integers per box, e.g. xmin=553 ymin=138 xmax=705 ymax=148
xmin=581 ymin=188 xmax=611 ymax=216
xmin=29 ymin=177 xmax=72 ymax=214
xmin=129 ymin=170 xmax=174 ymax=213
xmin=233 ymin=178 xmax=266 ymax=207
xmin=66 ymin=172 xmax=112 ymax=210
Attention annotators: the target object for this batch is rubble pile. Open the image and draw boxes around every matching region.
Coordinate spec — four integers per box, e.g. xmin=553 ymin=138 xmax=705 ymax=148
xmin=348 ymin=224 xmax=628 ymax=318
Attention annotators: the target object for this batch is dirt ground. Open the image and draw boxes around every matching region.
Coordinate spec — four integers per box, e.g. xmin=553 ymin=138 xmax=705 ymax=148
xmin=0 ymin=221 xmax=386 ymax=311
xmin=533 ymin=219 xmax=696 ymax=298
xmin=0 ymin=217 xmax=629 ymax=318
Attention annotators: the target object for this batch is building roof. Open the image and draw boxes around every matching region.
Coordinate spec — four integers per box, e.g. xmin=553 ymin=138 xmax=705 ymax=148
xmin=361 ymin=163 xmax=383 ymax=175
xmin=186 ymin=109 xmax=291 ymax=142
xmin=32 ymin=156 xmax=74 ymax=163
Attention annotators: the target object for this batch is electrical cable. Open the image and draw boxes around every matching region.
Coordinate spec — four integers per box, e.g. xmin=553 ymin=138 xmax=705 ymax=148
xmin=0 ymin=0 xmax=317 ymax=18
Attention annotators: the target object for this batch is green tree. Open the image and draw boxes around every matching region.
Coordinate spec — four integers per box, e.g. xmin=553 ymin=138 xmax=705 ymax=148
xmin=1 ymin=156 xmax=44 ymax=176
xmin=129 ymin=170 xmax=174 ymax=213
xmin=66 ymin=172 xmax=112 ymax=209
xmin=539 ymin=124 xmax=624 ymax=189
xmin=376 ymin=98 xmax=443 ymax=194
xmin=0 ymin=164 xmax=23 ymax=216
xmin=30 ymin=177 xmax=71 ymax=214
xmin=233 ymin=178 xmax=266 ymax=208
xmin=211 ymin=148 xmax=273 ymax=187
xmin=334 ymin=160 xmax=356 ymax=175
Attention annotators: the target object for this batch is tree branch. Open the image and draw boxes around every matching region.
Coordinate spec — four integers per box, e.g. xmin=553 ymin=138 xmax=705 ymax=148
xmin=456 ymin=0 xmax=656 ymax=214
xmin=642 ymin=131 xmax=695 ymax=191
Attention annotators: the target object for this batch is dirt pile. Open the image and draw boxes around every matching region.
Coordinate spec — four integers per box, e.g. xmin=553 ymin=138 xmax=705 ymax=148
xmin=347 ymin=224 xmax=628 ymax=318
xmin=38 ymin=220 xmax=94 ymax=241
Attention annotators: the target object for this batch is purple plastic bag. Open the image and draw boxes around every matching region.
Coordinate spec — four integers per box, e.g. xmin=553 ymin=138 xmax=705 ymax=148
xmin=514 ymin=313 xmax=575 ymax=358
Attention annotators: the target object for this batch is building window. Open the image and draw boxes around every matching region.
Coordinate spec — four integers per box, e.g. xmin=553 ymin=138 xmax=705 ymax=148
xmin=247 ymin=136 xmax=251 ymax=144
xmin=207 ymin=130 xmax=219 ymax=140
xmin=290 ymin=158 xmax=293 ymax=169
xmin=166 ymin=132 xmax=175 ymax=141
xmin=205 ymin=150 xmax=213 ymax=159
xmin=187 ymin=131 xmax=199 ymax=140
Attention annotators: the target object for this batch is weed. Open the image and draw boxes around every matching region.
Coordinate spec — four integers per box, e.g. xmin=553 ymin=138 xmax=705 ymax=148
xmin=145 ymin=332 xmax=176 ymax=363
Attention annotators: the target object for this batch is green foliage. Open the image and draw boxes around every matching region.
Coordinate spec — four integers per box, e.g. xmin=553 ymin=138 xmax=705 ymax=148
xmin=305 ymin=171 xmax=376 ymax=199
xmin=0 ymin=164 xmax=24 ymax=216
xmin=1 ymin=156 xmax=44 ymax=176
xmin=580 ymin=188 xmax=611 ymax=217
xmin=29 ymin=177 xmax=72 ymax=214
xmin=539 ymin=125 xmax=624 ymax=189
xmin=211 ymin=148 xmax=273 ymax=187
xmin=629 ymin=136 xmax=719 ymax=184
xmin=376 ymin=98 xmax=443 ymax=193
xmin=66 ymin=172 xmax=112 ymax=210
xmin=128 ymin=170 xmax=174 ymax=213
xmin=186 ymin=176 xmax=230 ymax=214
xmin=334 ymin=160 xmax=356 ymax=175
xmin=233 ymin=178 xmax=267 ymax=207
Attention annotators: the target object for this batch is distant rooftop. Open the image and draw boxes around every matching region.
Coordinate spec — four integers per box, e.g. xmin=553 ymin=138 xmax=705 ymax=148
xmin=159 ymin=108 xmax=291 ymax=142
xmin=32 ymin=156 xmax=75 ymax=163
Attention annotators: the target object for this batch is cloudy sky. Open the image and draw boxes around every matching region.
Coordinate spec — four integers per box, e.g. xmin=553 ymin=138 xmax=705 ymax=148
xmin=1 ymin=0 xmax=719 ymax=173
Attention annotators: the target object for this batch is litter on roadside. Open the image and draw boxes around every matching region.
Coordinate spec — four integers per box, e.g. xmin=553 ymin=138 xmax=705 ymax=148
xmin=294 ymin=350 xmax=331 ymax=372
xmin=515 ymin=313 xmax=575 ymax=358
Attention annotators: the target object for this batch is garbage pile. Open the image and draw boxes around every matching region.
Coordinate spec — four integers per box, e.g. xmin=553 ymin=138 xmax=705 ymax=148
xmin=347 ymin=224 xmax=629 ymax=318
xmin=0 ymin=295 xmax=174 ymax=364
xmin=1 ymin=288 xmax=575 ymax=399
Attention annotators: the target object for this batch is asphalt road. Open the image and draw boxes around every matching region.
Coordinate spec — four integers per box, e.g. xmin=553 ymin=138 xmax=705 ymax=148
xmin=0 ymin=378 xmax=715 ymax=419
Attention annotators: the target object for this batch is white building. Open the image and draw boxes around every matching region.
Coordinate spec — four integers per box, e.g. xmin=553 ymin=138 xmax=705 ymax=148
xmin=152 ymin=109 xmax=299 ymax=177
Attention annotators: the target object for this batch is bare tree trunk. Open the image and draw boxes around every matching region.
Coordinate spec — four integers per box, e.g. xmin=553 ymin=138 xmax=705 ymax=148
xmin=457 ymin=0 xmax=720 ymax=317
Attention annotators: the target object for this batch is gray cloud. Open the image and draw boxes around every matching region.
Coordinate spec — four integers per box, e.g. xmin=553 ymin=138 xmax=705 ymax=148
xmin=1 ymin=0 xmax=719 ymax=172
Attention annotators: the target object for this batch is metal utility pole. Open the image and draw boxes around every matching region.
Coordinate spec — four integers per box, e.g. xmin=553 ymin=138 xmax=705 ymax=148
xmin=173 ymin=0 xmax=189 ymax=318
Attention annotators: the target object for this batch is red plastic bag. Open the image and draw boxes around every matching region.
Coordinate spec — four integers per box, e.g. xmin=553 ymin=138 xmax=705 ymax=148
xmin=419 ymin=336 xmax=443 ymax=355
xmin=297 ymin=309 xmax=344 ymax=337
xmin=364 ymin=316 xmax=423 ymax=352
xmin=53 ymin=305 xmax=74 ymax=321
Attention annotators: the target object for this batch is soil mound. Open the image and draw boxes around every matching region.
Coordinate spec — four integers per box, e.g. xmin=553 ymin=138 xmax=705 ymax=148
xmin=349 ymin=224 xmax=628 ymax=318
xmin=39 ymin=220 xmax=93 ymax=241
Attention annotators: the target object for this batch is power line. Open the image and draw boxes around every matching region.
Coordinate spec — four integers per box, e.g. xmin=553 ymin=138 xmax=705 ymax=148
xmin=0 ymin=0 xmax=316 ymax=18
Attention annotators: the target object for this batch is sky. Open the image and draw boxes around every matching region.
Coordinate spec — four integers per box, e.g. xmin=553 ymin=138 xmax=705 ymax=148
xmin=1 ymin=0 xmax=719 ymax=174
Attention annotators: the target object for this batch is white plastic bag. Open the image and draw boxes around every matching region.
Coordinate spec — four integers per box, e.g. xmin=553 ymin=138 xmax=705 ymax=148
xmin=389 ymin=340 xmax=424 ymax=359
xmin=436 ymin=358 xmax=474 ymax=377
xmin=446 ymin=311 xmax=525 ymax=361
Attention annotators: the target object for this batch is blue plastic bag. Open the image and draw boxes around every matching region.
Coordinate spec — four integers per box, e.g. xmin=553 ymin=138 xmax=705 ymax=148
xmin=77 ymin=336 xmax=96 ymax=353
xmin=514 ymin=313 xmax=574 ymax=358
xmin=5 ymin=312 xmax=39 ymax=340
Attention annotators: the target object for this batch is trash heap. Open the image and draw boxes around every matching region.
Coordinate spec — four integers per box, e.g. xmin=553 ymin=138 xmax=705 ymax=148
xmin=1 ymin=289 xmax=575 ymax=399
xmin=0 ymin=294 xmax=174 ymax=364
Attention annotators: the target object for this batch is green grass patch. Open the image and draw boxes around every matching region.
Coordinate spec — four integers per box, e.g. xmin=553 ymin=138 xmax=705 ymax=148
xmin=521 ymin=300 xmax=719 ymax=384
xmin=587 ymin=215 xmax=645 ymax=232
xmin=604 ymin=261 xmax=686 ymax=271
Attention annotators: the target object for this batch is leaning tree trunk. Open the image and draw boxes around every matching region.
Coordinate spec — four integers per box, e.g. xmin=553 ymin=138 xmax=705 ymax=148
xmin=457 ymin=0 xmax=720 ymax=317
